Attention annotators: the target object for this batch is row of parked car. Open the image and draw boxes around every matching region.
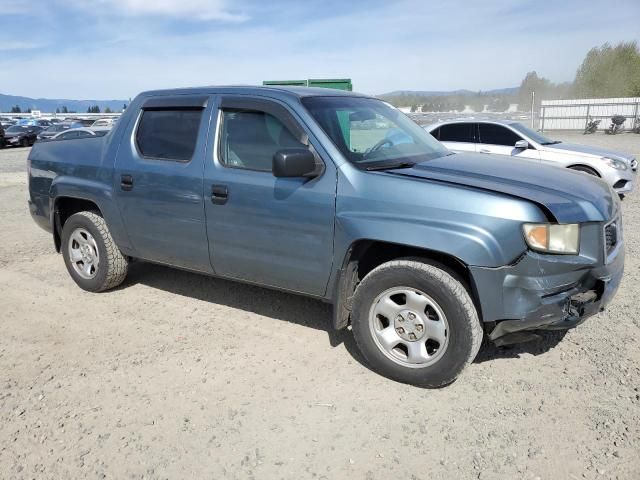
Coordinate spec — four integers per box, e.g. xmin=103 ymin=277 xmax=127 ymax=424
xmin=0 ymin=116 xmax=117 ymax=148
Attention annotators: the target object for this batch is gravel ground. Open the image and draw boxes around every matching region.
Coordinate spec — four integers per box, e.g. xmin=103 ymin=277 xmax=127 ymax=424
xmin=1 ymin=132 xmax=639 ymax=480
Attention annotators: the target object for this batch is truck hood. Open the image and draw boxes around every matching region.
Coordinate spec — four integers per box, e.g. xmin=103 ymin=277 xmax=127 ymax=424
xmin=543 ymin=142 xmax=635 ymax=163
xmin=387 ymin=152 xmax=616 ymax=223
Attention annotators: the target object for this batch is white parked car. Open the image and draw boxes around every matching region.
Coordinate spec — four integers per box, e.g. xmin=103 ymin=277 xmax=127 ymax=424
xmin=51 ymin=127 xmax=110 ymax=140
xmin=425 ymin=120 xmax=637 ymax=196
xmin=91 ymin=118 xmax=117 ymax=128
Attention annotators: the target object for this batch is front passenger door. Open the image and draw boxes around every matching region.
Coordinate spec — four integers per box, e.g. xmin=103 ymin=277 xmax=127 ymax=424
xmin=203 ymin=96 xmax=337 ymax=296
xmin=477 ymin=123 xmax=540 ymax=161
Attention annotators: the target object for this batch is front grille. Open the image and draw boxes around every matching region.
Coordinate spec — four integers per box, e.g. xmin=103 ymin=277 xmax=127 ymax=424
xmin=604 ymin=221 xmax=618 ymax=256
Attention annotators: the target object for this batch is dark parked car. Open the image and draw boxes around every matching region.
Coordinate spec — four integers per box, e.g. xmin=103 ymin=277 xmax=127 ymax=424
xmin=27 ymin=86 xmax=624 ymax=387
xmin=4 ymin=125 xmax=43 ymax=147
xmin=0 ymin=124 xmax=5 ymax=148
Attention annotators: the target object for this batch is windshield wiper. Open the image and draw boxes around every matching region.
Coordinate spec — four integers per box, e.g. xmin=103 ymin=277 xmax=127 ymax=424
xmin=366 ymin=161 xmax=416 ymax=171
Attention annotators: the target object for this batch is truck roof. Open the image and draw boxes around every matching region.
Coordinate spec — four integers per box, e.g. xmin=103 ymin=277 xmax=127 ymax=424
xmin=138 ymin=85 xmax=368 ymax=100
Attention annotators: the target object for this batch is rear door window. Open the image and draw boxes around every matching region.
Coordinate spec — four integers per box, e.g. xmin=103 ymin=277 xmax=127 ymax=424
xmin=478 ymin=123 xmax=522 ymax=146
xmin=136 ymin=109 xmax=203 ymax=161
xmin=438 ymin=123 xmax=475 ymax=143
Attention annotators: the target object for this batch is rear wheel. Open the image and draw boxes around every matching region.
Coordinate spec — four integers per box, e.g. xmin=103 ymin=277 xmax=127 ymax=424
xmin=20 ymin=138 xmax=29 ymax=148
xmin=351 ymin=259 xmax=482 ymax=387
xmin=61 ymin=211 xmax=128 ymax=292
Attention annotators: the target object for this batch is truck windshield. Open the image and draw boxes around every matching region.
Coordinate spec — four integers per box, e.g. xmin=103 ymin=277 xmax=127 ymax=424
xmin=302 ymin=96 xmax=449 ymax=168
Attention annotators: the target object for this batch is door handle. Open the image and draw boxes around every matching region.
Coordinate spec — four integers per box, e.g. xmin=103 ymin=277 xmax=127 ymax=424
xmin=211 ymin=184 xmax=228 ymax=205
xmin=120 ymin=174 xmax=134 ymax=191
xmin=479 ymin=149 xmax=491 ymax=154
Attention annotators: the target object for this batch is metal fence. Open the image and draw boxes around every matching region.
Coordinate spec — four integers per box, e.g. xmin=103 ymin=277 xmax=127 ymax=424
xmin=539 ymin=97 xmax=640 ymax=132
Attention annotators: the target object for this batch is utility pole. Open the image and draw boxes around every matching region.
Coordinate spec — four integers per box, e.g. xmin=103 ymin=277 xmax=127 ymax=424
xmin=531 ymin=91 xmax=535 ymax=129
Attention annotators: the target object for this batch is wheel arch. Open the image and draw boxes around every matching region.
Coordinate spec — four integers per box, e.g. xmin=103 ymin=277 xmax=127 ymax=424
xmin=52 ymin=196 xmax=103 ymax=252
xmin=567 ymin=163 xmax=601 ymax=177
xmin=332 ymin=239 xmax=483 ymax=330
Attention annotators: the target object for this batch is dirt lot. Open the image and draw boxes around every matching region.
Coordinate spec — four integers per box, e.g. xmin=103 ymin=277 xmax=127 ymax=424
xmin=1 ymin=132 xmax=639 ymax=480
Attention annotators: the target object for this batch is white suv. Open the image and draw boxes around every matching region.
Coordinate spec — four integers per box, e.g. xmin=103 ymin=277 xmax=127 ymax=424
xmin=426 ymin=120 xmax=637 ymax=195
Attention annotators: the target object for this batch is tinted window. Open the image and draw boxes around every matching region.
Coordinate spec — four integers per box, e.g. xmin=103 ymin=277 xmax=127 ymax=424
xmin=136 ymin=109 xmax=203 ymax=161
xmin=438 ymin=123 xmax=475 ymax=143
xmin=478 ymin=123 xmax=522 ymax=146
xmin=77 ymin=131 xmax=93 ymax=138
xmin=220 ymin=110 xmax=306 ymax=171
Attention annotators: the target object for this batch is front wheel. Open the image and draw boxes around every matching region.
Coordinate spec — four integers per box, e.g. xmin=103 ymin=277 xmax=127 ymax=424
xmin=351 ymin=259 xmax=482 ymax=387
xmin=61 ymin=211 xmax=129 ymax=292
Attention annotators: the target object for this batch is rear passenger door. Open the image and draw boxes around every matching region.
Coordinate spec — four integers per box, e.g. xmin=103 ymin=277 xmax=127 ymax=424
xmin=431 ymin=123 xmax=476 ymax=153
xmin=113 ymin=95 xmax=213 ymax=273
xmin=203 ymin=96 xmax=337 ymax=296
xmin=477 ymin=123 xmax=540 ymax=161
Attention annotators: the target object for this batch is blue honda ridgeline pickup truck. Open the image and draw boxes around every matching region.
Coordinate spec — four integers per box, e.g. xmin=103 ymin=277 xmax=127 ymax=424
xmin=28 ymin=86 xmax=625 ymax=387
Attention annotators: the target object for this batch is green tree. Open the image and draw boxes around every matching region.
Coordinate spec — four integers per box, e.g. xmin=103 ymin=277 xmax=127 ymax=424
xmin=10 ymin=105 xmax=21 ymax=113
xmin=61 ymin=106 xmax=68 ymax=114
xmin=104 ymin=107 xmax=112 ymax=113
xmin=410 ymin=105 xmax=417 ymax=113
xmin=518 ymin=71 xmax=551 ymax=110
xmin=574 ymin=41 xmax=640 ymax=97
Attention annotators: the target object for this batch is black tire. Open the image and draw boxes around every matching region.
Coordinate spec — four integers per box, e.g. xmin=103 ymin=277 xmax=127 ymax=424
xmin=21 ymin=138 xmax=29 ymax=148
xmin=569 ymin=165 xmax=599 ymax=177
xmin=351 ymin=259 xmax=482 ymax=387
xmin=61 ymin=211 xmax=128 ymax=292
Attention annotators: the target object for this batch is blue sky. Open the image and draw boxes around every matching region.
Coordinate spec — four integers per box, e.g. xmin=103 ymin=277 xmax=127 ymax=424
xmin=1 ymin=0 xmax=639 ymax=100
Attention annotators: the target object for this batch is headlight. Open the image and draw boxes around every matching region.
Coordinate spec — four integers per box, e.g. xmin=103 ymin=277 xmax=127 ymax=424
xmin=602 ymin=157 xmax=627 ymax=170
xmin=522 ymin=223 xmax=580 ymax=254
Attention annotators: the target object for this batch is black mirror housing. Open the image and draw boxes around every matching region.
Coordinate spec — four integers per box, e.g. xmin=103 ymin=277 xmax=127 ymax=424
xmin=273 ymin=149 xmax=318 ymax=178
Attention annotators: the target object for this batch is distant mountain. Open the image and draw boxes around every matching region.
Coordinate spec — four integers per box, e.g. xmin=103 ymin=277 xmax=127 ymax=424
xmin=0 ymin=93 xmax=128 ymax=113
xmin=380 ymin=87 xmax=519 ymax=97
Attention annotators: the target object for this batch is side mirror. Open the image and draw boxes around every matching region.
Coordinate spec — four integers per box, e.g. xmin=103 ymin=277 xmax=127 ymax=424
xmin=273 ymin=148 xmax=318 ymax=178
xmin=514 ymin=140 xmax=528 ymax=149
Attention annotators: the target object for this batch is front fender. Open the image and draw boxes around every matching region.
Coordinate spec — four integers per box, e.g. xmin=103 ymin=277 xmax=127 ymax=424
xmin=335 ymin=211 xmax=509 ymax=267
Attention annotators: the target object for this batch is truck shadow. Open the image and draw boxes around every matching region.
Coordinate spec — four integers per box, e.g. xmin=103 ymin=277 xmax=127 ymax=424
xmin=123 ymin=261 xmax=360 ymax=352
xmin=123 ymin=262 xmax=567 ymax=368
xmin=473 ymin=330 xmax=568 ymax=363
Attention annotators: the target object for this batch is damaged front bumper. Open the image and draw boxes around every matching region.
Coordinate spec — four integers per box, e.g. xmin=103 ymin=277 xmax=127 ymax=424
xmin=470 ymin=223 xmax=624 ymax=343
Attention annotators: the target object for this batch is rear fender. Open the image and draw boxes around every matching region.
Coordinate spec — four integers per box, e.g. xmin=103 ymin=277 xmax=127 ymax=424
xmin=50 ymin=176 xmax=132 ymax=254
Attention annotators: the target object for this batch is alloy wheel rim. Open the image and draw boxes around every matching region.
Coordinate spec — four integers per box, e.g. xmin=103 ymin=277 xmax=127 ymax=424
xmin=68 ymin=228 xmax=100 ymax=279
xmin=368 ymin=287 xmax=449 ymax=368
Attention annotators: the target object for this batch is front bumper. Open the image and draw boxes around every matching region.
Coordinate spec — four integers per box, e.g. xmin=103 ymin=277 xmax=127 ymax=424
xmin=470 ymin=225 xmax=624 ymax=341
xmin=605 ymin=161 xmax=636 ymax=194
